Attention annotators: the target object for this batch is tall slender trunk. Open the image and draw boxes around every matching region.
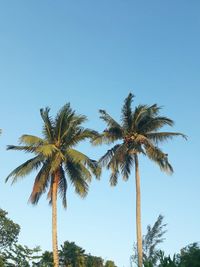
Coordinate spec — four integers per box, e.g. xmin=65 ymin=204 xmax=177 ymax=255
xmin=134 ymin=154 xmax=143 ymax=267
xmin=52 ymin=172 xmax=59 ymax=267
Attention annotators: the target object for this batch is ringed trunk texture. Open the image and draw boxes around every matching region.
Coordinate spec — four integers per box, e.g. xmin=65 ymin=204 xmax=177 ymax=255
xmin=52 ymin=173 xmax=59 ymax=267
xmin=134 ymin=154 xmax=143 ymax=267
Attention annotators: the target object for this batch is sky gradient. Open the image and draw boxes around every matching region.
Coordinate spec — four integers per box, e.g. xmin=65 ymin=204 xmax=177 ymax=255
xmin=0 ymin=1 xmax=199 ymax=266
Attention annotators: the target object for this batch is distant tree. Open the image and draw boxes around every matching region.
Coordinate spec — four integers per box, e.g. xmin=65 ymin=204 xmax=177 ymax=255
xmin=3 ymin=244 xmax=41 ymax=267
xmin=132 ymin=214 xmax=167 ymax=266
xmin=104 ymin=260 xmax=117 ymax=267
xmin=93 ymin=93 xmax=186 ymax=267
xmin=6 ymin=104 xmax=101 ymax=267
xmin=37 ymin=251 xmax=53 ymax=266
xmin=36 ymin=241 xmax=117 ymax=267
xmin=59 ymin=241 xmax=86 ymax=267
xmin=178 ymin=243 xmax=200 ymax=267
xmin=85 ymin=254 xmax=104 ymax=267
xmin=157 ymin=251 xmax=178 ymax=267
xmin=0 ymin=208 xmax=20 ymax=250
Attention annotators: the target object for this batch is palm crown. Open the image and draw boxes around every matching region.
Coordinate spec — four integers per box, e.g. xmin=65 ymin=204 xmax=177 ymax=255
xmin=93 ymin=93 xmax=186 ymax=186
xmin=6 ymin=104 xmax=101 ymax=207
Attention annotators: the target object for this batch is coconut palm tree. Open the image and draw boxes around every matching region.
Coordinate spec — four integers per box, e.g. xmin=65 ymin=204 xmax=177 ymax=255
xmin=93 ymin=93 xmax=186 ymax=267
xmin=6 ymin=104 xmax=101 ymax=267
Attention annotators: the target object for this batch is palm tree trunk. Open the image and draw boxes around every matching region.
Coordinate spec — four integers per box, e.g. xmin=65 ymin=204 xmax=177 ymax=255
xmin=52 ymin=173 xmax=59 ymax=267
xmin=134 ymin=154 xmax=143 ymax=267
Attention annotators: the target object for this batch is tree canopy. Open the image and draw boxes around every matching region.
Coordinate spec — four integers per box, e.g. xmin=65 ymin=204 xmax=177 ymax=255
xmin=0 ymin=209 xmax=20 ymax=250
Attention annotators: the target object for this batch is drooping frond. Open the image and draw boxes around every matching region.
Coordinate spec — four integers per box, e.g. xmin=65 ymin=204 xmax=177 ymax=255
xmin=47 ymin=176 xmax=53 ymax=204
xmin=146 ymin=132 xmax=187 ymax=144
xmin=49 ymin=151 xmax=65 ymax=174
xmin=40 ymin=107 xmax=55 ymax=141
xmin=58 ymin=166 xmax=67 ymax=208
xmin=110 ymin=168 xmax=120 ymax=186
xmin=5 ymin=156 xmax=43 ymax=184
xmin=100 ymin=143 xmax=133 ymax=185
xmin=144 ymin=143 xmax=173 ymax=174
xmin=65 ymin=160 xmax=89 ymax=197
xmin=99 ymin=144 xmax=121 ymax=167
xmin=29 ymin=162 xmax=51 ymax=204
xmin=66 ymin=153 xmax=92 ymax=183
xmin=120 ymin=153 xmax=134 ymax=181
xmin=107 ymin=144 xmax=134 ymax=181
xmin=121 ymin=93 xmax=134 ymax=131
xmin=66 ymin=149 xmax=101 ymax=178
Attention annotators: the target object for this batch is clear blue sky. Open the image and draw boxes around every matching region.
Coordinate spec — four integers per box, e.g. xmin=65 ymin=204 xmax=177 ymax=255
xmin=0 ymin=1 xmax=199 ymax=266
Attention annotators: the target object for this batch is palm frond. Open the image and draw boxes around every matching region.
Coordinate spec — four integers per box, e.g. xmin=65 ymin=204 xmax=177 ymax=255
xmin=19 ymin=135 xmax=46 ymax=146
xmin=110 ymin=168 xmax=120 ymax=186
xmin=121 ymin=93 xmax=134 ymax=131
xmin=132 ymin=105 xmax=149 ymax=131
xmin=7 ymin=145 xmax=37 ymax=153
xmin=66 ymin=149 xmax=101 ymax=178
xmin=65 ymin=160 xmax=89 ymax=197
xmin=99 ymin=144 xmax=121 ymax=167
xmin=71 ymin=114 xmax=87 ymax=126
xmin=91 ymin=133 xmax=107 ymax=146
xmin=60 ymin=114 xmax=87 ymax=141
xmin=75 ymin=128 xmax=98 ymax=143
xmin=40 ymin=107 xmax=55 ymax=141
xmin=146 ymin=132 xmax=187 ymax=144
xmin=144 ymin=143 xmax=173 ymax=174
xmin=66 ymin=154 xmax=92 ymax=182
xmin=139 ymin=116 xmax=174 ymax=133
xmin=92 ymin=127 xmax=123 ymax=145
xmin=147 ymin=104 xmax=161 ymax=116
xmin=49 ymin=152 xmax=65 ymax=174
xmin=29 ymin=162 xmax=51 ymax=204
xmin=99 ymin=109 xmax=122 ymax=130
xmin=120 ymin=153 xmax=134 ymax=181
xmin=64 ymin=127 xmax=96 ymax=148
xmin=47 ymin=176 xmax=53 ymax=204
xmin=58 ymin=166 xmax=67 ymax=208
xmin=55 ymin=103 xmax=74 ymax=141
xmin=100 ymin=143 xmax=133 ymax=184
xmin=5 ymin=156 xmax=43 ymax=184
xmin=35 ymin=144 xmax=59 ymax=157
xmin=106 ymin=144 xmax=134 ymax=181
